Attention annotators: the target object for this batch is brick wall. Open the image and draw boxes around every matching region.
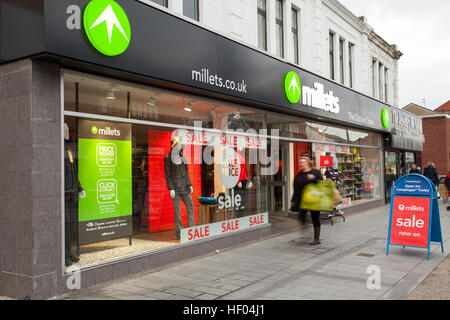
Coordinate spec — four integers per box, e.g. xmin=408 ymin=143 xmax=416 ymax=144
xmin=422 ymin=117 xmax=449 ymax=175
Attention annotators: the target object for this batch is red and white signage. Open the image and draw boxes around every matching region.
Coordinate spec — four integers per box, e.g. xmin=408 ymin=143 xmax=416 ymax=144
xmin=180 ymin=212 xmax=269 ymax=243
xmin=177 ymin=129 xmax=267 ymax=149
xmin=390 ymin=196 xmax=431 ymax=248
xmin=312 ymin=143 xmax=351 ymax=154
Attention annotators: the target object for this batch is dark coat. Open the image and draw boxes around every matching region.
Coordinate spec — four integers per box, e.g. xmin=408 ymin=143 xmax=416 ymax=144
xmin=423 ymin=165 xmax=439 ymax=185
xmin=409 ymin=168 xmax=421 ymax=174
xmin=290 ymin=168 xmax=323 ymax=211
xmin=164 ymin=150 xmax=192 ymax=195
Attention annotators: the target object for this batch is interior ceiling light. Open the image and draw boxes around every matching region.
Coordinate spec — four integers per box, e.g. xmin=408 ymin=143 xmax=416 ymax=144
xmin=185 ymin=101 xmax=193 ymax=112
xmin=106 ymin=89 xmax=116 ymax=100
xmin=147 ymin=96 xmax=156 ymax=106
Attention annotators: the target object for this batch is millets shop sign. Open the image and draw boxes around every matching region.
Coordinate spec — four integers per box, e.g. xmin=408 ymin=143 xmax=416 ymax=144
xmin=28 ymin=0 xmax=394 ymax=133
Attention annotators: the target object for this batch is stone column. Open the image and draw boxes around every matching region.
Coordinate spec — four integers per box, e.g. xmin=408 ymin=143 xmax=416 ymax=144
xmin=0 ymin=59 xmax=62 ymax=300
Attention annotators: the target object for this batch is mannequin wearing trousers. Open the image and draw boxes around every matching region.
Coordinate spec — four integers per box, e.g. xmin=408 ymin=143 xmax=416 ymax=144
xmin=164 ymin=139 xmax=195 ymax=239
xmin=64 ymin=138 xmax=85 ymax=266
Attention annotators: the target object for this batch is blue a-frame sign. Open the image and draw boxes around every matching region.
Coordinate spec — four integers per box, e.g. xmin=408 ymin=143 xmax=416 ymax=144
xmin=387 ymin=174 xmax=444 ymax=260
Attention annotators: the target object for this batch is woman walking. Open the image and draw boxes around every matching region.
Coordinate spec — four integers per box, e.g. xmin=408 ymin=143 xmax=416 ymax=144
xmin=290 ymin=157 xmax=323 ymax=245
xmin=423 ymin=162 xmax=439 ymax=190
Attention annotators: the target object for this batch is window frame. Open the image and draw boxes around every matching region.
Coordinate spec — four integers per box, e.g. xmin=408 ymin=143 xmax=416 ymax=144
xmin=257 ymin=0 xmax=267 ymax=51
xmin=275 ymin=0 xmax=284 ymax=58
xmin=291 ymin=7 xmax=299 ymax=65
xmin=329 ymin=31 xmax=335 ymax=80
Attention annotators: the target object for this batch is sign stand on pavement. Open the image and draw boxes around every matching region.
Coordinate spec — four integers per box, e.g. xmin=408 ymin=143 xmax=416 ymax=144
xmin=387 ymin=174 xmax=444 ymax=260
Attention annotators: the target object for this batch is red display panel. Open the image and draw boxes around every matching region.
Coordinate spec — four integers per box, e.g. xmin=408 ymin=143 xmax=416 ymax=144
xmin=390 ymin=196 xmax=431 ymax=248
xmin=320 ymin=156 xmax=333 ymax=167
xmin=143 ymin=130 xmax=201 ymax=232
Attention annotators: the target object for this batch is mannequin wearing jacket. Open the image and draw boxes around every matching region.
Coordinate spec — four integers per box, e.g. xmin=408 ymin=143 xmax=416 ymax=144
xmin=164 ymin=137 xmax=195 ymax=239
xmin=64 ymin=123 xmax=85 ymax=267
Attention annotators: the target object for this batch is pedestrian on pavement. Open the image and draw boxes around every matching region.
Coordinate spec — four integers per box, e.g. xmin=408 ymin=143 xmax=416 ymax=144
xmin=409 ymin=163 xmax=421 ymax=174
xmin=423 ymin=162 xmax=439 ymax=192
xmin=290 ymin=157 xmax=323 ymax=245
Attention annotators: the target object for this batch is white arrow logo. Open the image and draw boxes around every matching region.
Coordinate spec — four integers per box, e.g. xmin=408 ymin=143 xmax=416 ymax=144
xmin=89 ymin=4 xmax=129 ymax=43
xmin=288 ymin=76 xmax=300 ymax=97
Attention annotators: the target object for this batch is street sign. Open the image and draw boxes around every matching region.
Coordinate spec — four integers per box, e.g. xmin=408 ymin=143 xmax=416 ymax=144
xmin=387 ymin=174 xmax=444 ymax=260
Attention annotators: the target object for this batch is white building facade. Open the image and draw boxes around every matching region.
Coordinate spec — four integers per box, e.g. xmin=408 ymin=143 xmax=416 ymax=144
xmin=143 ymin=0 xmax=402 ymax=107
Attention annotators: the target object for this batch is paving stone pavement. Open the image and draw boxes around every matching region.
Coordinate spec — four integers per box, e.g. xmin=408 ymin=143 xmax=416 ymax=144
xmin=59 ymin=202 xmax=450 ymax=301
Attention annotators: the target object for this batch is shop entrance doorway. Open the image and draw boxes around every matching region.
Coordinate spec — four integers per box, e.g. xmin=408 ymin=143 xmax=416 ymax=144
xmin=268 ymin=142 xmax=290 ymax=216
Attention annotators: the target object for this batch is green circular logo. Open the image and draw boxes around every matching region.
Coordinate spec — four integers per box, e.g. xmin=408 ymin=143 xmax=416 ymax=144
xmin=381 ymin=109 xmax=390 ymax=128
xmin=91 ymin=126 xmax=99 ymax=134
xmin=83 ymin=0 xmax=131 ymax=56
xmin=283 ymin=72 xmax=302 ymax=104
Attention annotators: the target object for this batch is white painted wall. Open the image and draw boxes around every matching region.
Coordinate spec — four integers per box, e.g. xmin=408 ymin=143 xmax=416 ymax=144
xmin=141 ymin=0 xmax=401 ymax=107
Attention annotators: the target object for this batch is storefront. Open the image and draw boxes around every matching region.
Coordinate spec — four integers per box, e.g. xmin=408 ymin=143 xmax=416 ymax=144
xmin=383 ymin=108 xmax=424 ymax=202
xmin=0 ymin=0 xmax=417 ymax=299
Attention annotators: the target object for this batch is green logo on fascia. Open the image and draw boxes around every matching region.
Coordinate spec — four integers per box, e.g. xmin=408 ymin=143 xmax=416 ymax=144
xmin=283 ymin=71 xmax=302 ymax=104
xmin=91 ymin=126 xmax=99 ymax=134
xmin=381 ymin=109 xmax=390 ymax=128
xmin=83 ymin=0 xmax=131 ymax=56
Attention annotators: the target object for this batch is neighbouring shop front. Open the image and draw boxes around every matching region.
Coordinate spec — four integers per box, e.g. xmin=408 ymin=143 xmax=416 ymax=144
xmin=0 ymin=0 xmax=419 ymax=299
xmin=383 ymin=108 xmax=424 ymax=202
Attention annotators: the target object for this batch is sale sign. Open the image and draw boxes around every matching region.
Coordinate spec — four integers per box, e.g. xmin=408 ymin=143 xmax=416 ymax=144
xmin=389 ymin=196 xmax=430 ymax=248
xmin=387 ymin=174 xmax=444 ymax=260
xmin=180 ymin=212 xmax=268 ymax=243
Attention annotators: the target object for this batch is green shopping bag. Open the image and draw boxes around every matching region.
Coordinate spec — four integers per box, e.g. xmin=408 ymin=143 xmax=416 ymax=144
xmin=300 ymin=181 xmax=335 ymax=212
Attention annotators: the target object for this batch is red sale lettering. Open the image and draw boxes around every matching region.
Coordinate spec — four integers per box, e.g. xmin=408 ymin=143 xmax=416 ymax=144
xmin=222 ymin=220 xmax=239 ymax=233
xmin=249 ymin=214 xmax=265 ymax=227
xmin=188 ymin=226 xmax=210 ymax=240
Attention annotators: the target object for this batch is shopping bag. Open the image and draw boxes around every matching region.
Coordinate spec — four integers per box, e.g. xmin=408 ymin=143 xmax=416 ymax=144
xmin=333 ymin=188 xmax=343 ymax=205
xmin=300 ymin=181 xmax=335 ymax=212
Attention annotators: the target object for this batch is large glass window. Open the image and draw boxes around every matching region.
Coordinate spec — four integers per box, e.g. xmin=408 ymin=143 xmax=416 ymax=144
xmin=63 ymin=71 xmax=272 ymax=268
xmin=275 ymin=0 xmax=284 ymax=58
xmin=257 ymin=0 xmax=267 ymax=51
xmin=63 ymin=71 xmax=383 ymax=269
xmin=183 ymin=0 xmax=199 ymax=21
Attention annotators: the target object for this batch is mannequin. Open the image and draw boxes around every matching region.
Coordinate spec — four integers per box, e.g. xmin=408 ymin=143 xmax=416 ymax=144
xmin=64 ymin=123 xmax=85 ymax=267
xmin=235 ymin=147 xmax=252 ymax=217
xmin=164 ymin=136 xmax=195 ymax=239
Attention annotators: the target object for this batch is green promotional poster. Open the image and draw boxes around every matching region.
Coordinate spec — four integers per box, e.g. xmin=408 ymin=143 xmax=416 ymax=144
xmin=300 ymin=181 xmax=335 ymax=212
xmin=78 ymin=120 xmax=132 ymax=245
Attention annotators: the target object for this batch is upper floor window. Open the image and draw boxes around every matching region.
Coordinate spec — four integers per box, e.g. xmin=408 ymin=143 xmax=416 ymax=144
xmin=348 ymin=43 xmax=354 ymax=88
xmin=150 ymin=0 xmax=168 ymax=8
xmin=329 ymin=32 xmax=335 ymax=80
xmin=379 ymin=62 xmax=384 ymax=101
xmin=339 ymin=38 xmax=344 ymax=84
xmin=291 ymin=7 xmax=299 ymax=65
xmin=384 ymin=67 xmax=389 ymax=103
xmin=257 ymin=0 xmax=267 ymax=51
xmin=275 ymin=0 xmax=284 ymax=58
xmin=183 ymin=0 xmax=199 ymax=21
xmin=372 ymin=59 xmax=377 ymax=97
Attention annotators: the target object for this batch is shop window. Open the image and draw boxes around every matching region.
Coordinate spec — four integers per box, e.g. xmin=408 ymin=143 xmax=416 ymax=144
xmin=63 ymin=71 xmax=271 ymax=268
